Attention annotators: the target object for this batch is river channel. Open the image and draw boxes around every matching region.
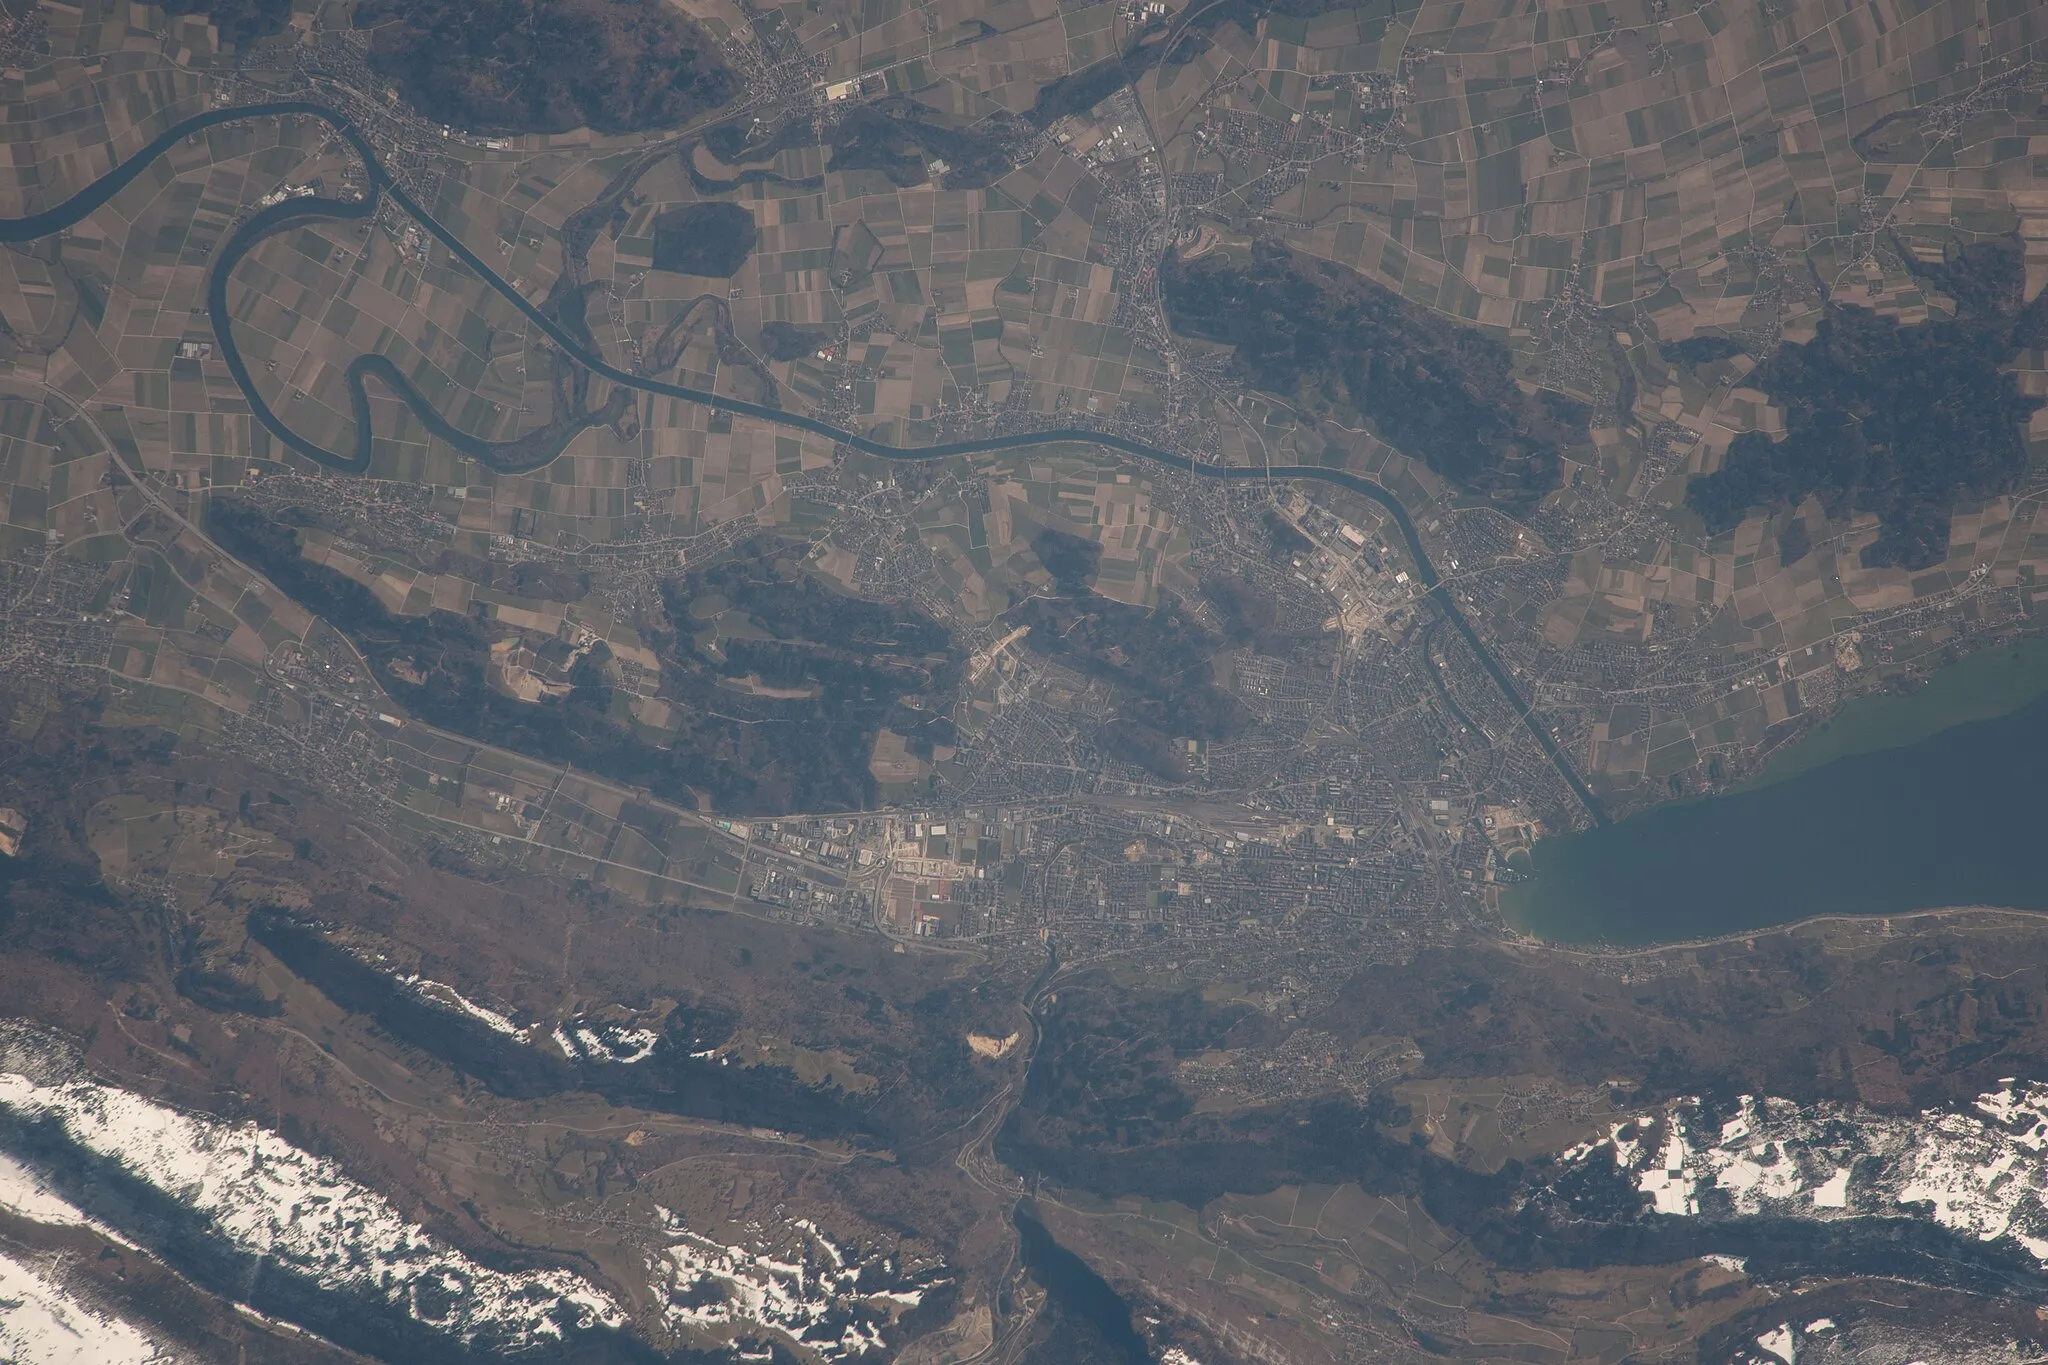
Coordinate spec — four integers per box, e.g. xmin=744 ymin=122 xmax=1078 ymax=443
xmin=0 ymin=98 xmax=1606 ymax=826
xmin=1503 ymin=640 xmax=2048 ymax=944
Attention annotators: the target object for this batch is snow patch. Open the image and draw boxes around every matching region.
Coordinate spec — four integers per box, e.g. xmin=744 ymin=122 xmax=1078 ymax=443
xmin=0 ymin=1249 xmax=173 ymax=1364
xmin=554 ymin=1018 xmax=661 ymax=1064
xmin=1559 ymin=1082 xmax=2048 ymax=1267
xmin=395 ymin=973 xmax=530 ymax=1040
xmin=604 ymin=1028 xmax=659 ymax=1064
xmin=1756 ymin=1323 xmax=1796 ymax=1363
xmin=1638 ymin=1116 xmax=1697 ymax=1215
xmin=651 ymin=1207 xmax=945 ymax=1360
xmin=0 ymin=1149 xmax=95 ymax=1229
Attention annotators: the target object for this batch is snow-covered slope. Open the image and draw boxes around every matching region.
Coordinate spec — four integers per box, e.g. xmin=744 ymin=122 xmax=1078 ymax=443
xmin=0 ymin=1249 xmax=176 ymax=1364
xmin=0 ymin=1147 xmax=102 ymax=1230
xmin=0 ymin=1025 xmax=621 ymax=1349
xmin=1563 ymin=1081 xmax=2048 ymax=1263
xmin=653 ymin=1206 xmax=946 ymax=1359
xmin=0 ymin=1022 xmax=950 ymax=1360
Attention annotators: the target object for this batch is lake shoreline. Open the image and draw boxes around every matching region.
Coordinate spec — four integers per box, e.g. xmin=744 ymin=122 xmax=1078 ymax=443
xmin=1499 ymin=903 xmax=2048 ymax=958
xmin=1736 ymin=632 xmax=2048 ymax=792
xmin=1502 ymin=679 xmax=2048 ymax=945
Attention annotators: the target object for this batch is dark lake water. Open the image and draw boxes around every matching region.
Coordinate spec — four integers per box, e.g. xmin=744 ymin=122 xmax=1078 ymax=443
xmin=1502 ymin=686 xmax=2048 ymax=945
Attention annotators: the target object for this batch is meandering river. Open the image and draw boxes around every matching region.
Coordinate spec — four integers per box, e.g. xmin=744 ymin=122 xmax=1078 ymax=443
xmin=0 ymin=98 xmax=1606 ymax=826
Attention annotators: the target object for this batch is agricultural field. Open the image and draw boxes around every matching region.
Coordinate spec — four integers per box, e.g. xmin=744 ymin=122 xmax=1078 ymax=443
xmin=5 ymin=0 xmax=2048 ymax=1362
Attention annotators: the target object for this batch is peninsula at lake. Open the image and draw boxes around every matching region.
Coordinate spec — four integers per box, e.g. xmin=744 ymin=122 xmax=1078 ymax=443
xmin=1504 ymin=671 xmax=2048 ymax=945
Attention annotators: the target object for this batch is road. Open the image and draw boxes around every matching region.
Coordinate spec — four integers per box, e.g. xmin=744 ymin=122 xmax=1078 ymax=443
xmin=0 ymin=98 xmax=1608 ymax=827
